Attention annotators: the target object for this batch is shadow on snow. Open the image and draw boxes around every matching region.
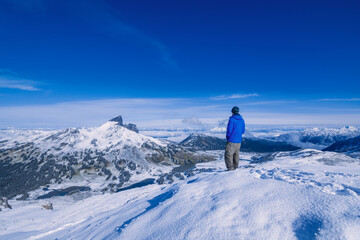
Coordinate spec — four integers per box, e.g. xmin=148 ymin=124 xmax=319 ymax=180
xmin=293 ymin=214 xmax=323 ymax=240
xmin=113 ymin=187 xmax=178 ymax=234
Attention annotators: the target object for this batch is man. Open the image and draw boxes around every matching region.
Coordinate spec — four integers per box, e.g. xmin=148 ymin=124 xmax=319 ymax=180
xmin=225 ymin=106 xmax=245 ymax=170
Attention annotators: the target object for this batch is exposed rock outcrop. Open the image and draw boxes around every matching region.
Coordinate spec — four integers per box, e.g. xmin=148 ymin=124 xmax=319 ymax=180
xmin=109 ymin=115 xmax=139 ymax=133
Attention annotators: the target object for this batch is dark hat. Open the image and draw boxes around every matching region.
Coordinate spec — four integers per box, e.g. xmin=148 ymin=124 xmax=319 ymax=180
xmin=231 ymin=106 xmax=239 ymax=114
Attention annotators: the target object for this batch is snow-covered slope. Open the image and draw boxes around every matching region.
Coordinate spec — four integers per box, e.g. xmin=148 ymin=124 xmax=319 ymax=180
xmin=0 ymin=122 xmax=163 ymax=151
xmin=0 ymin=120 xmax=215 ymax=200
xmin=1 ymin=150 xmax=360 ymax=239
xmin=0 ymin=129 xmax=57 ymax=149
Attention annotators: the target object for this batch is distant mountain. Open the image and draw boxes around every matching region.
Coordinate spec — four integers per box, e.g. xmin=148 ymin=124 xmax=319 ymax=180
xmin=272 ymin=126 xmax=360 ymax=149
xmin=180 ymin=134 xmax=226 ymax=150
xmin=0 ymin=118 xmax=215 ymax=199
xmin=180 ymin=134 xmax=300 ymax=152
xmin=323 ymin=135 xmax=360 ymax=154
xmin=242 ymin=138 xmax=300 ymax=152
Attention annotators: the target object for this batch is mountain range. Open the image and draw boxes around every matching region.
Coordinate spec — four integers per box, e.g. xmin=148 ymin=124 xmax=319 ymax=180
xmin=0 ymin=116 xmax=215 ymax=200
xmin=265 ymin=126 xmax=360 ymax=149
xmin=1 ymin=119 xmax=360 ymax=201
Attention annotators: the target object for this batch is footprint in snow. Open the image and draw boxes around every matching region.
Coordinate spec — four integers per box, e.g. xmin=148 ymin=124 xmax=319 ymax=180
xmin=249 ymin=168 xmax=360 ymax=197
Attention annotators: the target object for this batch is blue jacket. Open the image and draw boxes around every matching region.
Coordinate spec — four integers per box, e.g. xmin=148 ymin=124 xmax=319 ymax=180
xmin=226 ymin=114 xmax=245 ymax=143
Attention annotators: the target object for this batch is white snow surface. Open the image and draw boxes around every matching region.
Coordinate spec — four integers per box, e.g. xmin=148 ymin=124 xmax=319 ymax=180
xmin=0 ymin=122 xmax=165 ymax=151
xmin=1 ymin=150 xmax=360 ymax=240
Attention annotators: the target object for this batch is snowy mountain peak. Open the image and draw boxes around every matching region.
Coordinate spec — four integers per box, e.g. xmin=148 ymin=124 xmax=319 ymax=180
xmin=0 ymin=119 xmax=216 ymax=199
xmin=92 ymin=121 xmax=165 ymax=149
xmin=269 ymin=126 xmax=360 ymax=149
xmin=339 ymin=125 xmax=358 ymax=133
xmin=303 ymin=126 xmax=360 ymax=136
xmin=108 ymin=115 xmax=139 ymax=133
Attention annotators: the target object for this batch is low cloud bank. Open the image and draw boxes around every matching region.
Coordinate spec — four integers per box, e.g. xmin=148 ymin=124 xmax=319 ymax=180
xmin=0 ymin=98 xmax=359 ymax=129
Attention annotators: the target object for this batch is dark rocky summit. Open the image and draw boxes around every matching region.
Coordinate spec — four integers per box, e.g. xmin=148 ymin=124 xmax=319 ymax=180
xmin=109 ymin=115 xmax=139 ymax=133
xmin=109 ymin=116 xmax=124 ymax=125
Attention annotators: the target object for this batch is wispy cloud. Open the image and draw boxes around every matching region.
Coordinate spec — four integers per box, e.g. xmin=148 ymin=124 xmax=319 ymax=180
xmin=102 ymin=17 xmax=177 ymax=67
xmin=211 ymin=93 xmax=259 ymax=100
xmin=317 ymin=98 xmax=360 ymax=102
xmin=1 ymin=97 xmax=360 ymax=129
xmin=244 ymin=112 xmax=360 ymax=125
xmin=240 ymin=100 xmax=298 ymax=106
xmin=0 ymin=69 xmax=40 ymax=91
xmin=124 ymin=25 xmax=177 ymax=68
xmin=0 ymin=98 xmax=228 ymax=129
xmin=0 ymin=76 xmax=40 ymax=91
xmin=82 ymin=1 xmax=177 ymax=68
xmin=182 ymin=116 xmax=204 ymax=127
xmin=0 ymin=80 xmax=39 ymax=91
xmin=0 ymin=98 xmax=190 ymax=129
xmin=3 ymin=1 xmax=177 ymax=68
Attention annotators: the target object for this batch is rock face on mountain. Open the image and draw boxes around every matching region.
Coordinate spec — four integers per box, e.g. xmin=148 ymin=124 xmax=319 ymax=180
xmin=0 ymin=120 xmax=214 ymax=199
xmin=323 ymin=135 xmax=360 ymax=154
xmin=180 ymin=134 xmax=226 ymax=150
xmin=109 ymin=116 xmax=124 ymax=125
xmin=180 ymin=134 xmax=300 ymax=152
xmin=109 ymin=115 xmax=139 ymax=133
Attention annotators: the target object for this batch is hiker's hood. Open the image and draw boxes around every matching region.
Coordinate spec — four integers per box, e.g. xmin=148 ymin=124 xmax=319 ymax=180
xmin=231 ymin=114 xmax=243 ymax=120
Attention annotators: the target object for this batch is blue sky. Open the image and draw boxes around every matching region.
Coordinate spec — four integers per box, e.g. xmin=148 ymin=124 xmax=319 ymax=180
xmin=0 ymin=0 xmax=359 ymax=128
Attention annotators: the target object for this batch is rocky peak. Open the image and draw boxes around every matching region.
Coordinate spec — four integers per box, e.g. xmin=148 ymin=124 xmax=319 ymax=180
xmin=109 ymin=115 xmax=139 ymax=133
xmin=109 ymin=116 xmax=124 ymax=126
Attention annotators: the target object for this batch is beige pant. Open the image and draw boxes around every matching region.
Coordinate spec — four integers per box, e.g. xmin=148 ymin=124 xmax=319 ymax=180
xmin=225 ymin=141 xmax=241 ymax=170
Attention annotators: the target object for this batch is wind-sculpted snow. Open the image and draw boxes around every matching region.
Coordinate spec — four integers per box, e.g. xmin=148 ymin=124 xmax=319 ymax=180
xmin=1 ymin=150 xmax=360 ymax=239
xmin=251 ymin=168 xmax=360 ymax=196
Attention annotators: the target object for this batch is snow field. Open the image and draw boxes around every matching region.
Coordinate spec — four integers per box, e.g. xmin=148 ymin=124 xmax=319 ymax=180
xmin=1 ymin=151 xmax=360 ymax=240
